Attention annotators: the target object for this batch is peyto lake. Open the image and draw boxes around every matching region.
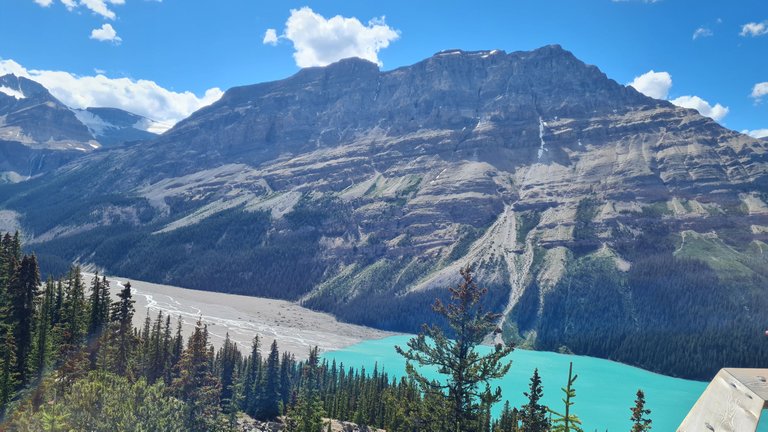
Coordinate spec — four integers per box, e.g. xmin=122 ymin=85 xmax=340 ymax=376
xmin=324 ymin=335 xmax=719 ymax=432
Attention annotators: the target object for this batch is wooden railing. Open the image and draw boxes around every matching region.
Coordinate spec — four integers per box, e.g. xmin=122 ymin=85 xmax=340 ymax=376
xmin=678 ymin=368 xmax=768 ymax=431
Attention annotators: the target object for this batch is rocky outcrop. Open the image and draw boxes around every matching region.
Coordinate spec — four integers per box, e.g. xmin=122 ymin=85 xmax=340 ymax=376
xmin=237 ymin=416 xmax=383 ymax=432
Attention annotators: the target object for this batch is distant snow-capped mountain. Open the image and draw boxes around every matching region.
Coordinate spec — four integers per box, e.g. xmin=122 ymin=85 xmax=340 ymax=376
xmin=0 ymin=73 xmax=159 ymax=182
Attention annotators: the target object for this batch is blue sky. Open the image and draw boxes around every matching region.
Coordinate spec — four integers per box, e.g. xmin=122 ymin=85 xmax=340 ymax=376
xmin=1 ymin=0 xmax=766 ymax=135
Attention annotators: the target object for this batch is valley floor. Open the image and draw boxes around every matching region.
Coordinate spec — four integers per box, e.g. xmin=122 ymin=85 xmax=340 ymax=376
xmin=84 ymin=273 xmax=397 ymax=357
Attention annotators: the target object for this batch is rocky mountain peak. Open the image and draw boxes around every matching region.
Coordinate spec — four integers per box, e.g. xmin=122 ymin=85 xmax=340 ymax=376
xmin=0 ymin=74 xmax=54 ymax=102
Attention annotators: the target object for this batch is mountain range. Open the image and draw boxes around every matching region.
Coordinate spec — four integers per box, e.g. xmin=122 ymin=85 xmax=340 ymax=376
xmin=2 ymin=45 xmax=767 ymax=379
xmin=0 ymin=73 xmax=158 ymax=182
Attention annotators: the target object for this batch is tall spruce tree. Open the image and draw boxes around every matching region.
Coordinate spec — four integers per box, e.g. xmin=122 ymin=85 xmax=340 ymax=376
xmin=108 ymin=281 xmax=136 ymax=376
xmin=29 ymin=277 xmax=54 ymax=380
xmin=86 ymin=273 xmax=108 ymax=338
xmin=396 ymin=266 xmax=514 ymax=432
xmin=62 ymin=267 xmax=85 ymax=349
xmin=520 ymin=368 xmax=549 ymax=432
xmin=161 ymin=314 xmax=174 ymax=383
xmin=10 ymin=254 xmax=41 ymax=385
xmin=243 ymin=336 xmax=262 ymax=416
xmin=260 ymin=340 xmax=281 ymax=419
xmin=630 ymin=389 xmax=652 ymax=432
xmin=279 ymin=352 xmax=294 ymax=411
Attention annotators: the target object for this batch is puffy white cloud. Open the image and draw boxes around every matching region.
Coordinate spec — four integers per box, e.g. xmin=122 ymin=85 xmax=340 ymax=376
xmin=262 ymin=28 xmax=278 ymax=46
xmin=692 ymin=27 xmax=713 ymax=40
xmin=740 ymin=21 xmax=768 ymax=37
xmin=670 ymin=95 xmax=729 ymax=121
xmin=751 ymin=82 xmax=768 ymax=100
xmin=0 ymin=58 xmax=223 ymax=133
xmin=742 ymin=129 xmax=768 ymax=139
xmin=629 ymin=70 xmax=729 ymax=122
xmin=269 ymin=7 xmax=400 ymax=68
xmin=629 ymin=70 xmax=672 ymax=99
xmin=80 ymin=0 xmax=124 ymax=20
xmin=90 ymin=23 xmax=122 ymax=43
xmin=33 ymin=0 xmax=54 ymax=6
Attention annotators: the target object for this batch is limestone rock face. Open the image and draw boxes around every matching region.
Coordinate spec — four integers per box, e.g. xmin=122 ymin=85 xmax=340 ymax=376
xmin=3 ymin=46 xmax=767 ymax=376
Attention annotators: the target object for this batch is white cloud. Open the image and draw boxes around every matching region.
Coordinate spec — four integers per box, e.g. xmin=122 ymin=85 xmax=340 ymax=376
xmin=31 ymin=0 xmax=124 ymax=19
xmin=740 ymin=21 xmax=768 ymax=37
xmin=742 ymin=129 xmax=768 ymax=139
xmin=751 ymin=82 xmax=768 ymax=100
xmin=90 ymin=23 xmax=122 ymax=43
xmin=692 ymin=27 xmax=713 ymax=40
xmin=670 ymin=95 xmax=729 ymax=121
xmin=79 ymin=0 xmax=123 ymax=20
xmin=269 ymin=7 xmax=400 ymax=68
xmin=629 ymin=70 xmax=729 ymax=122
xmin=0 ymin=58 xmax=223 ymax=133
xmin=629 ymin=70 xmax=672 ymax=99
xmin=262 ymin=28 xmax=278 ymax=46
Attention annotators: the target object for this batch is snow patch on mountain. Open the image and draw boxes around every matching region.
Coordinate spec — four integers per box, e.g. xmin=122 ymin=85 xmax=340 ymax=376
xmin=0 ymin=85 xmax=25 ymax=100
xmin=135 ymin=117 xmax=173 ymax=134
xmin=72 ymin=108 xmax=114 ymax=137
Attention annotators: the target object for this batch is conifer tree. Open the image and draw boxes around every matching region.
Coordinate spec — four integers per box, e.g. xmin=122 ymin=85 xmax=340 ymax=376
xmin=161 ymin=314 xmax=174 ymax=383
xmin=520 ymin=368 xmax=549 ymax=432
xmin=550 ymin=362 xmax=583 ymax=432
xmin=107 ymin=281 xmax=136 ymax=376
xmin=495 ymin=401 xmax=519 ymax=432
xmin=243 ymin=336 xmax=262 ymax=415
xmin=630 ymin=389 xmax=652 ymax=432
xmin=279 ymin=351 xmax=294 ymax=411
xmin=396 ymin=266 xmax=514 ymax=432
xmin=139 ymin=312 xmax=152 ymax=374
xmin=88 ymin=272 xmax=110 ymax=338
xmin=170 ymin=316 xmax=184 ymax=378
xmin=172 ymin=318 xmax=223 ymax=431
xmin=260 ymin=340 xmax=281 ymax=419
xmin=29 ymin=278 xmax=54 ymax=380
xmin=291 ymin=347 xmax=325 ymax=432
xmin=62 ymin=267 xmax=85 ymax=348
xmin=87 ymin=273 xmax=104 ymax=338
xmin=10 ymin=254 xmax=41 ymax=385
xmin=52 ymin=279 xmax=64 ymax=327
xmin=86 ymin=273 xmax=109 ymax=368
xmin=217 ymin=333 xmax=240 ymax=412
xmin=0 ymin=328 xmax=19 ymax=418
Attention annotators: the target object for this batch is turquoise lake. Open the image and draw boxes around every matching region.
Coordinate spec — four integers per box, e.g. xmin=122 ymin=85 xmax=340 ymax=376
xmin=323 ymin=335 xmax=764 ymax=432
